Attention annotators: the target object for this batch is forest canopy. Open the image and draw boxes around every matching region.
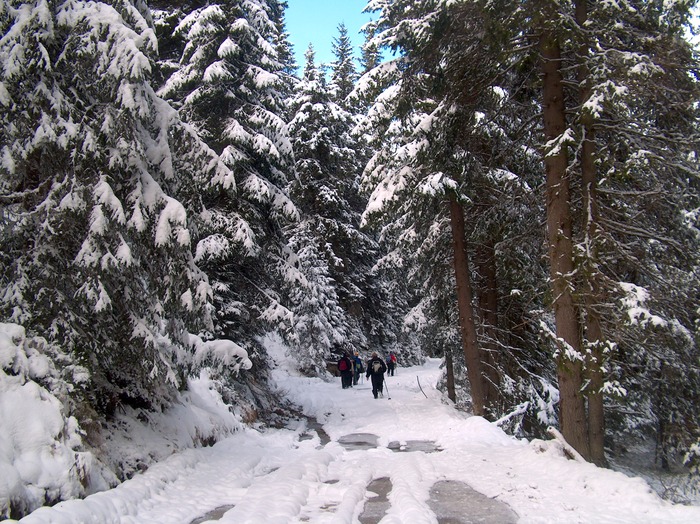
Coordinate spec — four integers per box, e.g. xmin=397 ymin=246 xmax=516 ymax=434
xmin=1 ymin=0 xmax=699 ymax=516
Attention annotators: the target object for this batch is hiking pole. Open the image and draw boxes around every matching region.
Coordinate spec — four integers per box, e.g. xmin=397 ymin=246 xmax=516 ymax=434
xmin=384 ymin=380 xmax=391 ymax=400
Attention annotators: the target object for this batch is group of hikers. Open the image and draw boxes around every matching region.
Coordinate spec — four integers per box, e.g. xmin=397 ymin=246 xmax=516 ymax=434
xmin=336 ymin=351 xmax=398 ymax=399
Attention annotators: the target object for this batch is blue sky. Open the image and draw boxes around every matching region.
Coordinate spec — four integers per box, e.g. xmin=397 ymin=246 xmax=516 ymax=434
xmin=285 ymin=0 xmax=374 ymax=69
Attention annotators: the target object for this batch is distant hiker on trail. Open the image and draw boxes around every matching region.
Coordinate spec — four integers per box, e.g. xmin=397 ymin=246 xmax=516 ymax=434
xmin=366 ymin=352 xmax=387 ymax=399
xmin=337 ymin=352 xmax=353 ymax=389
xmin=386 ymin=351 xmax=397 ymax=376
xmin=353 ymin=351 xmax=364 ymax=386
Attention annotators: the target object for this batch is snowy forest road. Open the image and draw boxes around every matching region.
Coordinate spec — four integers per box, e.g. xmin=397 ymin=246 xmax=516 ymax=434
xmin=15 ymin=353 xmax=700 ymax=524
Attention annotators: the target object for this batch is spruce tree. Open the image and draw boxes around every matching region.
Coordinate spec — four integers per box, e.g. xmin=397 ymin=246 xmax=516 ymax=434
xmin=359 ymin=22 xmax=381 ymax=75
xmin=0 ymin=0 xmax=227 ymax=411
xmin=287 ymin=45 xmax=393 ymax=361
xmin=360 ymin=0 xmax=551 ymax=418
xmin=508 ymin=0 xmax=700 ymax=464
xmin=330 ymin=23 xmax=358 ymax=105
xmin=156 ymin=0 xmax=298 ymax=344
xmin=568 ymin=0 xmax=700 ymax=468
xmin=364 ymin=0 xmax=700 ymax=468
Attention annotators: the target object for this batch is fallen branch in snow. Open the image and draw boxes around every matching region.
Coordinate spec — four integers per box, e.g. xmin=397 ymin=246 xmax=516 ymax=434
xmin=417 ymin=376 xmax=428 ymax=398
xmin=546 ymin=426 xmax=586 ymax=462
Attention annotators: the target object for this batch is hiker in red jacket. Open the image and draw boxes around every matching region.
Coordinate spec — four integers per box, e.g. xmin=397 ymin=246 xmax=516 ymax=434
xmin=386 ymin=351 xmax=397 ymax=376
xmin=337 ymin=352 xmax=354 ymax=389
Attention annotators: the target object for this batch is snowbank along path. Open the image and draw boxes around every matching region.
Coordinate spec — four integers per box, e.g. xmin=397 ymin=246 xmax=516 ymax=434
xmin=15 ymin=343 xmax=700 ymax=523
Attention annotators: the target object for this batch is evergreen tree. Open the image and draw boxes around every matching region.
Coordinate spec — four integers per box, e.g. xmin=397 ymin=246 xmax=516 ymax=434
xmin=330 ymin=23 xmax=358 ymax=105
xmin=361 ymin=0 xmax=700 ymax=468
xmin=507 ymin=0 xmax=700 ymax=464
xmin=0 ymin=0 xmax=228 ymax=411
xmin=156 ymin=0 xmax=299 ymax=344
xmin=287 ymin=45 xmax=393 ymax=361
xmin=568 ymin=0 xmax=700 ymax=468
xmin=469 ymin=0 xmax=694 ymax=466
xmin=359 ymin=22 xmax=381 ymax=74
xmin=266 ymin=0 xmax=298 ymax=105
xmin=360 ymin=0 xmax=550 ymax=419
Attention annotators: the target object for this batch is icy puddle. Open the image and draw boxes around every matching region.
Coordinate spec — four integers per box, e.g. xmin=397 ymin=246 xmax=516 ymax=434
xmin=189 ymin=504 xmax=235 ymax=524
xmin=428 ymin=480 xmax=518 ymax=523
xmin=337 ymin=433 xmax=442 ymax=453
xmin=337 ymin=433 xmax=379 ymax=450
xmin=359 ymin=477 xmax=392 ymax=524
xmin=387 ymin=439 xmax=442 ymax=453
xmin=299 ymin=416 xmax=331 ymax=446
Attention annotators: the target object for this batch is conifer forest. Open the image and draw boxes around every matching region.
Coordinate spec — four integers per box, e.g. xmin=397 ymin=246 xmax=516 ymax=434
xmin=1 ymin=0 xmax=699 ymax=515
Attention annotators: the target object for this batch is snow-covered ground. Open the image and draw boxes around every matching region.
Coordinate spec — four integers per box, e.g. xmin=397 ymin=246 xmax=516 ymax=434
xmin=12 ymin=336 xmax=700 ymax=523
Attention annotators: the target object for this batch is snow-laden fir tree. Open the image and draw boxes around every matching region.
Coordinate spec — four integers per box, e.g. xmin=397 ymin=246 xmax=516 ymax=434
xmin=563 ymin=0 xmax=700 ymax=469
xmin=286 ymin=45 xmax=396 ymax=363
xmin=495 ymin=0 xmax=700 ymax=466
xmin=328 ymin=27 xmax=407 ymax=358
xmin=0 ymin=0 xmax=229 ymax=412
xmin=330 ymin=23 xmax=358 ymax=107
xmin=156 ymin=0 xmax=299 ymax=346
xmin=269 ymin=0 xmax=298 ymax=97
xmin=359 ymin=21 xmax=381 ymax=75
xmin=363 ymin=0 xmax=700 ymax=471
xmin=283 ymin=46 xmax=347 ymax=367
xmin=283 ymin=221 xmax=347 ymax=374
xmin=359 ymin=0 xmax=557 ymax=422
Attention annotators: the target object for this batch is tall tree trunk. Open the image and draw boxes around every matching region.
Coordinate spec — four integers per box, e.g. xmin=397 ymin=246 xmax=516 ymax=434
xmin=448 ymin=194 xmax=486 ymax=416
xmin=585 ymin=309 xmax=606 ymax=465
xmin=476 ymin=239 xmax=501 ymax=410
xmin=446 ymin=350 xmax=456 ymax=403
xmin=576 ymin=0 xmax=606 ymax=467
xmin=540 ymin=16 xmax=590 ymax=460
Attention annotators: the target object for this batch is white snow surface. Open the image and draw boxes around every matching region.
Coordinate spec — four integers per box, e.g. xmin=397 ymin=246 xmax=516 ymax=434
xmin=12 ymin=334 xmax=700 ymax=523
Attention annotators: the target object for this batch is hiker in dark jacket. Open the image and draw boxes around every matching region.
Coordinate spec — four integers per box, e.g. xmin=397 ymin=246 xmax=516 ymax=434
xmin=338 ymin=352 xmax=354 ymax=389
xmin=352 ymin=351 xmax=364 ymax=385
xmin=366 ymin=352 xmax=387 ymax=399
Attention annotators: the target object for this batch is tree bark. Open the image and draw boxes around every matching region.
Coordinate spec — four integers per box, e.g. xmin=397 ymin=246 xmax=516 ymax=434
xmin=540 ymin=17 xmax=590 ymax=460
xmin=448 ymin=194 xmax=486 ymax=416
xmin=476 ymin=240 xmax=501 ymax=410
xmin=446 ymin=350 xmax=456 ymax=403
xmin=585 ymin=311 xmax=606 ymax=465
xmin=576 ymin=0 xmax=606 ymax=467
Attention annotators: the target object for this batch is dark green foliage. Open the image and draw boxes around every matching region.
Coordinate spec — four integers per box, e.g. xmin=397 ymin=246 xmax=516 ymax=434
xmin=0 ymin=0 xmax=223 ymax=411
xmin=361 ymin=0 xmax=700 ymax=475
xmin=155 ymin=0 xmax=299 ymax=343
xmin=285 ymin=44 xmax=400 ymax=363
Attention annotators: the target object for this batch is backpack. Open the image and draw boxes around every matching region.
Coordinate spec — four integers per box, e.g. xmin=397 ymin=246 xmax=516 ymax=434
xmin=391 ymin=354 xmax=397 ymax=363
xmin=338 ymin=359 xmax=348 ymax=371
xmin=372 ymin=360 xmax=382 ymax=373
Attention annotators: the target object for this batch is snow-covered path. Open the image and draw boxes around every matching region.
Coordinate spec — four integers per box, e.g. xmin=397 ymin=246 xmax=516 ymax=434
xmin=15 ymin=347 xmax=700 ymax=524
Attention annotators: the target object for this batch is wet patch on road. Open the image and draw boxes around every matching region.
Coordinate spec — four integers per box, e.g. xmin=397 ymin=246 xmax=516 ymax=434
xmin=299 ymin=416 xmax=331 ymax=446
xmin=428 ymin=480 xmax=517 ymax=524
xmin=387 ymin=440 xmax=443 ymax=453
xmin=358 ymin=477 xmax=392 ymax=524
xmin=189 ymin=504 xmax=235 ymax=524
xmin=338 ymin=433 xmax=379 ymax=450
